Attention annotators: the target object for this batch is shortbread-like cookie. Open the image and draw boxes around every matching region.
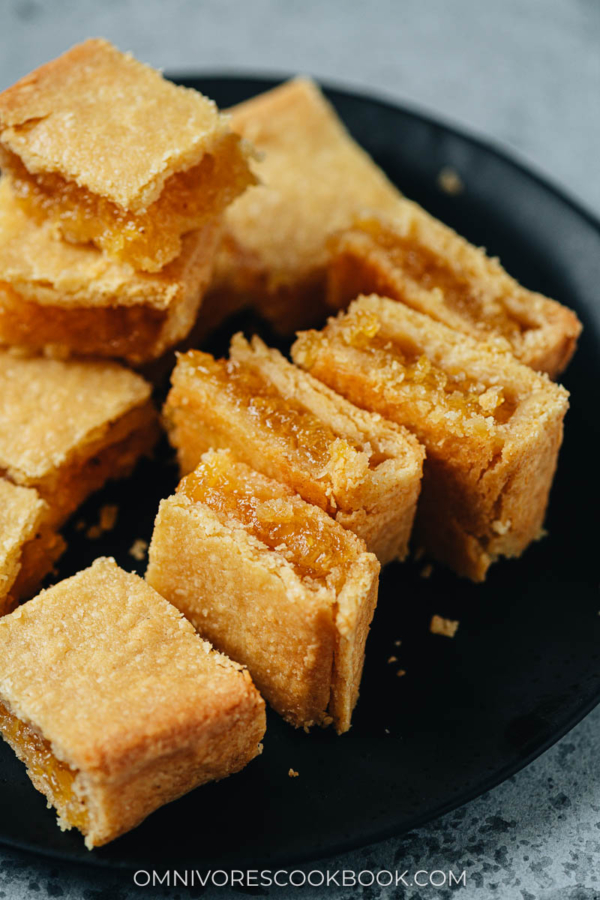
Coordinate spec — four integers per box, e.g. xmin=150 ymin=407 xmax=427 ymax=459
xmin=146 ymin=450 xmax=379 ymax=732
xmin=211 ymin=78 xmax=401 ymax=333
xmin=292 ymin=295 xmax=569 ymax=580
xmin=164 ymin=334 xmax=423 ymax=564
xmin=326 ymin=212 xmax=581 ymax=377
xmin=0 ymin=39 xmax=255 ymax=271
xmin=0 ymin=479 xmax=64 ymax=617
xmin=0 ymin=558 xmax=265 ymax=847
xmin=0 ymin=180 xmax=222 ymax=364
xmin=0 ymin=352 xmax=158 ymax=526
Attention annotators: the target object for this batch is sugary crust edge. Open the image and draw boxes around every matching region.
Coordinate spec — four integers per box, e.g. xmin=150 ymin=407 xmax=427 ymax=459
xmin=0 ymin=39 xmax=231 ymax=212
xmin=0 ymin=481 xmax=46 ymax=611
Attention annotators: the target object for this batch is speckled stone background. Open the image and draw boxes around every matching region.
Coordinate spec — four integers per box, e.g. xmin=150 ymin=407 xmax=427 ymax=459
xmin=0 ymin=1 xmax=598 ymax=898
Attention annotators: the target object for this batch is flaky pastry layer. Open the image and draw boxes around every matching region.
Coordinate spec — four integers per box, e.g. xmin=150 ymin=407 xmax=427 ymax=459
xmin=0 ymin=479 xmax=63 ymax=615
xmin=326 ymin=211 xmax=581 ymax=377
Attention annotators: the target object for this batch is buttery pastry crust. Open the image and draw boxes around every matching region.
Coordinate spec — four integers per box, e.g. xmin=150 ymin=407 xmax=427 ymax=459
xmin=211 ymin=77 xmax=402 ymax=333
xmin=326 ymin=211 xmax=581 ymax=377
xmin=146 ymin=450 xmax=380 ymax=732
xmin=0 ymin=479 xmax=64 ymax=617
xmin=0 ymin=352 xmax=159 ymax=525
xmin=0 ymin=179 xmax=222 ymax=364
xmin=0 ymin=38 xmax=234 ymax=211
xmin=0 ymin=557 xmax=266 ymax=848
xmin=164 ymin=334 xmax=424 ymax=564
xmin=0 ymin=39 xmax=254 ymax=271
xmin=292 ymin=294 xmax=569 ymax=580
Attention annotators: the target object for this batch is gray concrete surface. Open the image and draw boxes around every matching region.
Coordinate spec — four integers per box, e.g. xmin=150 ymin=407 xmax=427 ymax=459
xmin=0 ymin=1 xmax=598 ymax=897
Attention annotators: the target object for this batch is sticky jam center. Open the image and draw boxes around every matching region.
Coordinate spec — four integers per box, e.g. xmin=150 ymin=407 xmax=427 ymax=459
xmin=0 ymin=701 xmax=88 ymax=832
xmin=188 ymin=351 xmax=358 ymax=472
xmin=3 ymin=133 xmax=252 ymax=272
xmin=354 ymin=217 xmax=530 ymax=338
xmin=338 ymin=309 xmax=515 ymax=426
xmin=179 ymin=455 xmax=351 ymax=590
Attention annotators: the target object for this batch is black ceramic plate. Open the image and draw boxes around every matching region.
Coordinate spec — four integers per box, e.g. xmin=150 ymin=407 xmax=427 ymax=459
xmin=1 ymin=76 xmax=599 ymax=871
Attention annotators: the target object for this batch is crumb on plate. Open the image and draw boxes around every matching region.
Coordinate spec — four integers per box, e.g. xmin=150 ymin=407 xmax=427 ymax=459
xmin=430 ymin=614 xmax=460 ymax=638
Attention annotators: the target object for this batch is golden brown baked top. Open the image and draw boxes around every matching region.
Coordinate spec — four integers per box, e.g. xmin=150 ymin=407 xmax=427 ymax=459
xmin=0 ymin=179 xmax=221 ymax=310
xmin=0 ymin=479 xmax=46 ymax=600
xmin=0 ymin=352 xmax=152 ymax=481
xmin=225 ymin=77 xmax=401 ymax=284
xmin=0 ymin=39 xmax=231 ymax=211
xmin=0 ymin=558 xmax=259 ymax=775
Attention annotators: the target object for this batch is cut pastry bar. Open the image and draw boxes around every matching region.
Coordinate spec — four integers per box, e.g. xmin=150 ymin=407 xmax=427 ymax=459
xmin=164 ymin=334 xmax=424 ymax=564
xmin=211 ymin=77 xmax=402 ymax=333
xmin=326 ymin=211 xmax=581 ymax=377
xmin=0 ymin=39 xmax=255 ymax=272
xmin=146 ymin=450 xmax=380 ymax=733
xmin=0 ymin=352 xmax=159 ymax=526
xmin=0 ymin=558 xmax=265 ymax=848
xmin=292 ymin=294 xmax=569 ymax=581
xmin=0 ymin=179 xmax=222 ymax=365
xmin=0 ymin=479 xmax=65 ymax=617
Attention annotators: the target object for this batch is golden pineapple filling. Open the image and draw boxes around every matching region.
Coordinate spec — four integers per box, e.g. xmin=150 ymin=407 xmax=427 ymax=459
xmin=0 ymin=283 xmax=166 ymax=361
xmin=0 ymin=701 xmax=88 ymax=831
xmin=179 ymin=455 xmax=352 ymax=590
xmin=351 ymin=217 xmax=531 ymax=338
xmin=2 ymin=133 xmax=253 ymax=272
xmin=186 ymin=352 xmax=359 ymax=472
xmin=332 ymin=308 xmax=515 ymax=428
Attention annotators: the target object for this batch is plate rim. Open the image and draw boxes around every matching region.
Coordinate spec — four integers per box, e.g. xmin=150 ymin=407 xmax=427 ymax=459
xmin=1 ymin=71 xmax=599 ymax=871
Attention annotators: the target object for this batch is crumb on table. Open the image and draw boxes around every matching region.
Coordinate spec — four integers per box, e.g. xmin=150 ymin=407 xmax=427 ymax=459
xmin=288 ymin=768 xmax=299 ymax=778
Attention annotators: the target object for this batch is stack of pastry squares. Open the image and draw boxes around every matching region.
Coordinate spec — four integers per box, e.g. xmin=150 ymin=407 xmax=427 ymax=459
xmin=0 ymin=38 xmax=255 ymax=363
xmin=0 ymin=43 xmax=584 ymax=852
xmin=0 ymin=38 xmax=258 ymax=603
